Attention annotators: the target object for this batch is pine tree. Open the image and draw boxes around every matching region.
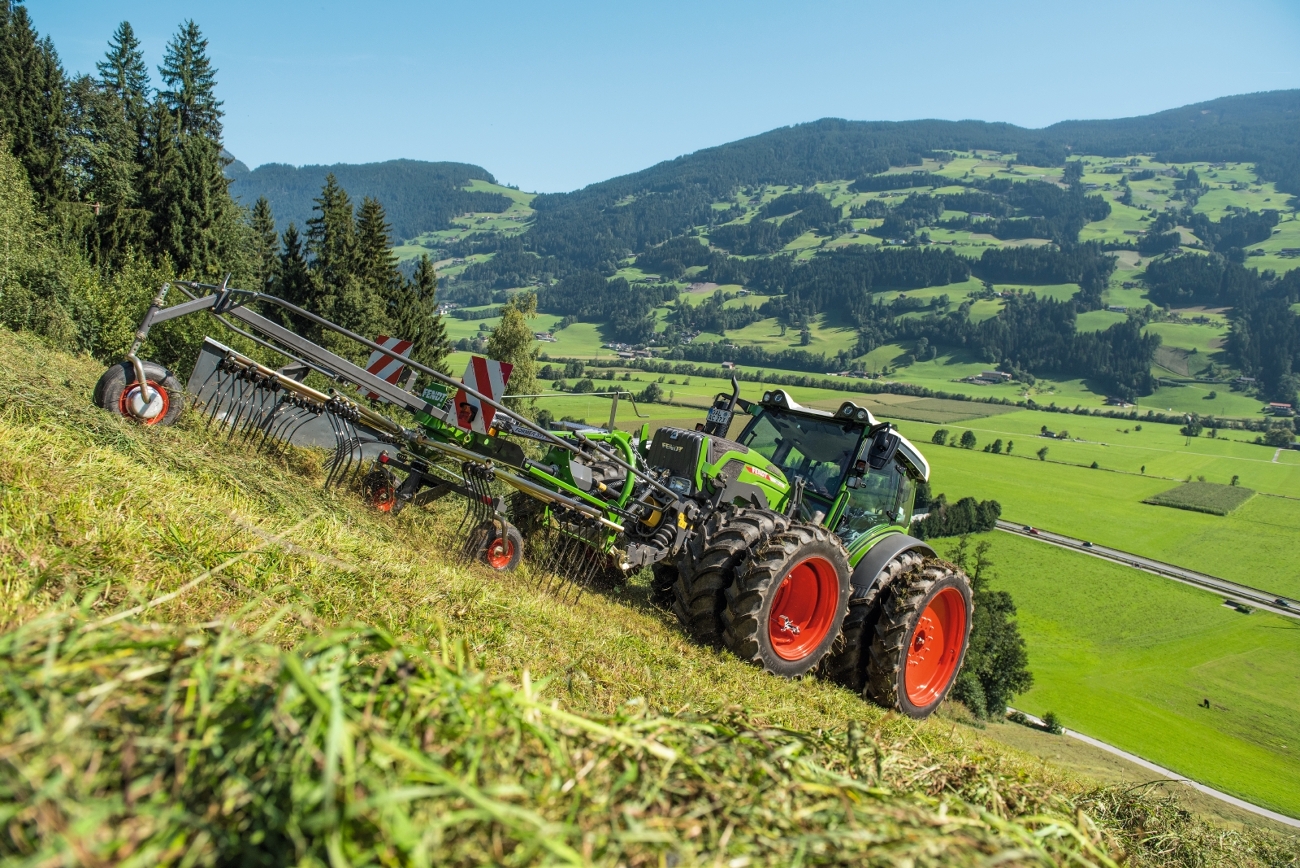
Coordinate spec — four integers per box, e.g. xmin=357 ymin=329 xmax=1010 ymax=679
xmin=158 ymin=20 xmax=222 ymax=139
xmin=250 ymin=196 xmax=277 ymax=289
xmin=97 ymin=21 xmax=150 ymax=138
xmin=354 ymin=195 xmax=402 ymax=320
xmin=141 ymin=21 xmax=236 ymax=280
xmin=0 ymin=3 xmax=69 ymax=208
xmin=65 ymin=73 xmax=144 ymax=266
xmin=304 ymin=174 xmax=356 ymax=322
xmin=485 ymin=291 xmax=539 ymax=412
xmin=398 ymin=253 xmax=451 ymax=374
xmin=276 ymin=222 xmax=310 ymax=308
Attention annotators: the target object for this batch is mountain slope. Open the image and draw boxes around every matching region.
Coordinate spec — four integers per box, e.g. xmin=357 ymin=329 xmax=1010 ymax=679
xmin=228 ymin=158 xmax=513 ymax=240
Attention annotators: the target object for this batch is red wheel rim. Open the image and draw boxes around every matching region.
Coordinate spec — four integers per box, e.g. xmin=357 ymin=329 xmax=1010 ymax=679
xmin=767 ymin=555 xmax=840 ymax=661
xmin=485 ymin=536 xmax=515 ymax=570
xmin=371 ymin=485 xmax=397 ymax=513
xmin=118 ymin=380 xmax=170 ymax=425
xmin=904 ymin=587 xmax=968 ymax=707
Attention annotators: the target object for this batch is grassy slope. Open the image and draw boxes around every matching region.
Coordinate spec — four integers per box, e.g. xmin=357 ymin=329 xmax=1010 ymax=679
xmin=2 ymin=326 xmax=1297 ymax=863
xmin=930 ymin=532 xmax=1300 ymax=819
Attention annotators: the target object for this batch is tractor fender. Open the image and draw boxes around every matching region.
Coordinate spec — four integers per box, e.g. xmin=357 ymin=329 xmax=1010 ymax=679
xmin=849 ymin=534 xmax=935 ymax=599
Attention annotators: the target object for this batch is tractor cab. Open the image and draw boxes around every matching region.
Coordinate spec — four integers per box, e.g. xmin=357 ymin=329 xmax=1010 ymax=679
xmin=732 ymin=390 xmax=929 ymax=549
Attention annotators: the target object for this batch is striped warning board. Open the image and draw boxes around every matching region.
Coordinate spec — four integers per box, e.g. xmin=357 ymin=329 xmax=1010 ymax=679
xmin=359 ymin=335 xmax=412 ymax=401
xmin=453 ymin=356 xmax=513 ymax=435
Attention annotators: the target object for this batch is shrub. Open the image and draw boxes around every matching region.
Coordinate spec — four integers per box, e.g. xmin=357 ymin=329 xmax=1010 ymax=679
xmin=1042 ymin=711 xmax=1064 ymax=735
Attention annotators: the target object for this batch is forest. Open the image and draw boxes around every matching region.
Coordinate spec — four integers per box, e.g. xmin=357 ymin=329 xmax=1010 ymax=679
xmin=229 ymin=159 xmax=511 ymax=241
xmin=0 ymin=7 xmax=452 ymax=373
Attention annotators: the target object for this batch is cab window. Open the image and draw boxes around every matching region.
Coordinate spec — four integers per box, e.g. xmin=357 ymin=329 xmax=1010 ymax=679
xmin=837 ymin=459 xmax=916 ymax=548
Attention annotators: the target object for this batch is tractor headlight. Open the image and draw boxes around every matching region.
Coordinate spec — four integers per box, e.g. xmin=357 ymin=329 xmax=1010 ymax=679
xmin=763 ymin=392 xmax=773 ymax=403
xmin=839 ymin=402 xmax=856 ymax=417
xmin=855 ymin=408 xmax=869 ymax=421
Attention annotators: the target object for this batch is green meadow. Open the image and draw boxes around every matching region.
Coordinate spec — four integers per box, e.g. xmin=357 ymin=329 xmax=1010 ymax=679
xmin=943 ymin=532 xmax=1300 ymax=820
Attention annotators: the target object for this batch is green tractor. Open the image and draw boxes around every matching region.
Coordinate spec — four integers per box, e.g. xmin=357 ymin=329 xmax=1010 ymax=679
xmin=632 ymin=387 xmax=973 ymax=718
xmin=513 ymin=383 xmax=973 ymax=718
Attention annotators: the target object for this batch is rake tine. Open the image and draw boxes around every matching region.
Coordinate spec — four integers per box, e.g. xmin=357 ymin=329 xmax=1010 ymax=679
xmin=204 ymin=369 xmax=231 ymax=428
xmin=224 ymin=376 xmax=255 ymax=440
xmin=274 ymin=408 xmax=317 ymax=456
xmin=249 ymin=397 xmax=289 ymax=450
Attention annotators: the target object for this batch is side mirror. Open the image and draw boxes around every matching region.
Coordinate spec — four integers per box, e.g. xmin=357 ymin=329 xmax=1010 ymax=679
xmin=866 ymin=425 xmax=899 ymax=470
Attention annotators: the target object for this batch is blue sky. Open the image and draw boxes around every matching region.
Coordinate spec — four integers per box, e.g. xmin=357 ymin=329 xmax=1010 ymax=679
xmin=32 ymin=0 xmax=1300 ymax=193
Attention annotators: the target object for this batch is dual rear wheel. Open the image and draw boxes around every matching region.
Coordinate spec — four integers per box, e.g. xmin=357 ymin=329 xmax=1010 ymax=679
xmin=673 ymin=509 xmax=971 ymax=718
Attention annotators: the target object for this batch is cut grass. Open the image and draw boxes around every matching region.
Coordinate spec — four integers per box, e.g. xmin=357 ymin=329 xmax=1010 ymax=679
xmin=1 ymin=326 xmax=1297 ymax=863
xmin=1144 ymin=482 xmax=1257 ymax=515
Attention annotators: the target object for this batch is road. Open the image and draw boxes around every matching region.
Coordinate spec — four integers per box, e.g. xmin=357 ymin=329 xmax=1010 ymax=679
xmin=1006 ymin=708 xmax=1300 ymax=830
xmin=995 ymin=521 xmax=1300 ymax=621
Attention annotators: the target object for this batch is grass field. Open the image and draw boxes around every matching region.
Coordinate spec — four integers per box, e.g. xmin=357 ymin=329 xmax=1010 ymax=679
xmin=902 ymin=433 xmax=1300 ymax=599
xmin=1145 ymin=481 xmax=1257 ymax=515
xmin=9 ymin=328 xmax=1298 ymax=863
xmin=934 ymin=532 xmax=1300 ymax=820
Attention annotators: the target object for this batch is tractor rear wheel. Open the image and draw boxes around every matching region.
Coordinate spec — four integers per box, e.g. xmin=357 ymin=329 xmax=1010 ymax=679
xmin=722 ymin=522 xmax=850 ymax=677
xmin=469 ymin=519 xmax=524 ymax=572
xmin=94 ymin=360 xmax=184 ymax=427
xmin=820 ymin=549 xmax=925 ymax=692
xmin=673 ymin=507 xmax=789 ymax=646
xmin=865 ymin=560 xmax=972 ymax=719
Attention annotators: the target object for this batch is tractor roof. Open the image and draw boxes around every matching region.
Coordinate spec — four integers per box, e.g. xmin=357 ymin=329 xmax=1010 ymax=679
xmin=758 ymin=390 xmax=930 ymax=482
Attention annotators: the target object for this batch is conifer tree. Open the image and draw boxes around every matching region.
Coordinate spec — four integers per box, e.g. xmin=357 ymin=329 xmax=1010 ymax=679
xmin=65 ymin=73 xmax=143 ymax=266
xmin=399 ymin=253 xmax=451 ymax=374
xmin=141 ymin=20 xmax=237 ymax=280
xmin=96 ymin=21 xmax=150 ymax=138
xmin=250 ymin=196 xmax=277 ymax=289
xmin=158 ymin=20 xmax=222 ymax=139
xmin=355 ymin=195 xmax=403 ymax=317
xmin=485 ymin=291 xmax=539 ymax=412
xmin=304 ymin=173 xmax=356 ymax=322
xmin=0 ymin=3 xmax=69 ymax=208
xmin=276 ymin=223 xmax=311 ymax=311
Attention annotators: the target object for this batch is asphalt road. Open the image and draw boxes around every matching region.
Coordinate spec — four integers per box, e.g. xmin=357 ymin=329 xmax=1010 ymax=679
xmin=995 ymin=520 xmax=1300 ymax=621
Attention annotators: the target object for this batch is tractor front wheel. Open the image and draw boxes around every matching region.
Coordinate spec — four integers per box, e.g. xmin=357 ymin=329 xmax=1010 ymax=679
xmin=722 ymin=523 xmax=850 ymax=677
xmin=93 ymin=360 xmax=184 ymax=427
xmin=673 ymin=507 xmax=790 ymax=646
xmin=866 ymin=561 xmax=972 ymax=719
xmin=469 ymin=520 xmax=524 ymax=572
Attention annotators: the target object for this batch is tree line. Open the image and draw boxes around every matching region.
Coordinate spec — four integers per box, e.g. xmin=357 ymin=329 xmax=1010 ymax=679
xmin=0 ymin=6 xmax=450 ymax=374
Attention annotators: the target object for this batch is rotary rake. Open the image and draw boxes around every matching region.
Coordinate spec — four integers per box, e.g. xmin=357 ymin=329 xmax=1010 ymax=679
xmin=96 ymin=278 xmax=693 ymax=589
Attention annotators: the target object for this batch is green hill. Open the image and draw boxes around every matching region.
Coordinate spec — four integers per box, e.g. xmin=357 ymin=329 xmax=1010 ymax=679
xmin=228 ymin=158 xmax=514 ymax=240
xmin=2 ymin=320 xmax=1297 ymax=865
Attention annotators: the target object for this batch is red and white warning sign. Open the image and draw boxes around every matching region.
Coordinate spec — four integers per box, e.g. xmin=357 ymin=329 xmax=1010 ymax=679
xmin=359 ymin=335 xmax=412 ymax=400
xmin=453 ymin=355 xmax=513 ymax=434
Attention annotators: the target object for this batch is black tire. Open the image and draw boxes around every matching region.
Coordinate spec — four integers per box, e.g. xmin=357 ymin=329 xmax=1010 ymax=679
xmin=93 ymin=360 xmax=184 ymax=427
xmin=650 ymin=561 xmax=680 ymax=609
xmin=469 ymin=519 xmax=524 ymax=572
xmin=865 ymin=560 xmax=973 ymax=719
xmin=820 ymin=548 xmax=926 ymax=691
xmin=672 ymin=507 xmax=790 ymax=646
xmin=360 ymin=465 xmax=400 ymax=513
xmin=722 ymin=522 xmax=851 ymax=678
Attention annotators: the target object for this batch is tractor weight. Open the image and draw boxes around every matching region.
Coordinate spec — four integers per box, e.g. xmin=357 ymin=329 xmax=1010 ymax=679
xmin=94 ymin=360 xmax=184 ymax=427
xmin=722 ymin=522 xmax=850 ymax=677
xmin=674 ymin=507 xmax=791 ymax=646
xmin=866 ymin=560 xmax=973 ymax=719
xmin=820 ymin=548 xmax=925 ymax=692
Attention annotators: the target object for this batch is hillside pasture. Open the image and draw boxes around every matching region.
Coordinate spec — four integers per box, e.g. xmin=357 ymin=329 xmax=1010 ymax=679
xmin=942 ymin=533 xmax=1300 ymax=821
